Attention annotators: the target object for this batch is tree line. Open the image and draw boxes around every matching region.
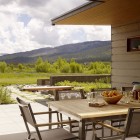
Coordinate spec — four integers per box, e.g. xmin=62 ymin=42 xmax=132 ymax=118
xmin=0 ymin=57 xmax=111 ymax=74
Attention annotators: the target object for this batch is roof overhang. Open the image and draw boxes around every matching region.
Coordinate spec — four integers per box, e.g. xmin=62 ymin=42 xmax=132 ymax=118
xmin=52 ymin=0 xmax=140 ymax=26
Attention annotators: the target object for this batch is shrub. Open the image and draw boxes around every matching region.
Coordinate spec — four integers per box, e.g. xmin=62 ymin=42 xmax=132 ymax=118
xmin=0 ymin=61 xmax=7 ymax=73
xmin=88 ymin=62 xmax=111 ymax=74
xmin=60 ymin=64 xmax=70 ymax=73
xmin=18 ymin=63 xmax=24 ymax=71
xmin=56 ymin=80 xmax=111 ymax=92
xmin=70 ymin=62 xmax=83 ymax=73
xmin=0 ymin=87 xmax=15 ymax=104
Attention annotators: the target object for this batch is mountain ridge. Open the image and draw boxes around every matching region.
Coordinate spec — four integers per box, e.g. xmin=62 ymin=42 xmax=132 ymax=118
xmin=0 ymin=41 xmax=111 ymax=63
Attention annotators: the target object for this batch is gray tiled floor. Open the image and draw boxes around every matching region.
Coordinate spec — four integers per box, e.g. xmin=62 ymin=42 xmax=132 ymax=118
xmin=0 ymin=103 xmax=139 ymax=140
xmin=0 ymin=103 xmax=52 ymax=134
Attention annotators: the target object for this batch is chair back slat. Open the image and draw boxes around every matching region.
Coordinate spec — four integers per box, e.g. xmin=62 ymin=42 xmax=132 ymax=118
xmin=58 ymin=90 xmax=84 ymax=100
xmin=121 ymin=86 xmax=133 ymax=92
xmin=17 ymin=97 xmax=36 ymax=127
xmin=125 ymin=108 xmax=140 ymax=137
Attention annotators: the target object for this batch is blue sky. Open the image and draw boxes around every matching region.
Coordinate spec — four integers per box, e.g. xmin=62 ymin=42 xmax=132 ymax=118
xmin=0 ymin=0 xmax=111 ymax=54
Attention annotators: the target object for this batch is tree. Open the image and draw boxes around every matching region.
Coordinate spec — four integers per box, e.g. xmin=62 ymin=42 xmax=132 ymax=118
xmin=70 ymin=61 xmax=83 ymax=73
xmin=36 ymin=57 xmax=43 ymax=65
xmin=0 ymin=61 xmax=7 ymax=73
xmin=54 ymin=57 xmax=67 ymax=69
xmin=18 ymin=63 xmax=24 ymax=71
xmin=35 ymin=57 xmax=44 ymax=72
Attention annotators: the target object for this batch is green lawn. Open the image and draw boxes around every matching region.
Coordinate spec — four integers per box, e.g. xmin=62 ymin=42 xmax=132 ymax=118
xmin=0 ymin=73 xmax=50 ymax=85
xmin=0 ymin=72 xmax=97 ymax=85
xmin=0 ymin=72 xmax=111 ymax=92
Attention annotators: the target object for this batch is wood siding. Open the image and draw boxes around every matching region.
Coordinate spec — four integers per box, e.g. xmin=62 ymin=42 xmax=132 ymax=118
xmin=111 ymin=22 xmax=140 ymax=88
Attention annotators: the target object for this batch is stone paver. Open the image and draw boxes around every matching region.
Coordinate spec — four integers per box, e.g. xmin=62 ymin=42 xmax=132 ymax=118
xmin=7 ymin=85 xmax=51 ymax=103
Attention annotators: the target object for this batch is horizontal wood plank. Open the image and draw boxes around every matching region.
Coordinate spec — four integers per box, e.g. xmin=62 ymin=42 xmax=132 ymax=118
xmin=112 ymin=62 xmax=140 ymax=69
xmin=112 ymin=82 xmax=133 ymax=89
xmin=112 ymin=47 xmax=140 ymax=54
xmin=112 ymin=69 xmax=140 ymax=77
xmin=112 ymin=47 xmax=127 ymax=54
xmin=112 ymin=40 xmax=127 ymax=48
xmin=112 ymin=22 xmax=140 ymax=34
xmin=111 ymin=76 xmax=140 ymax=85
xmin=112 ymin=54 xmax=140 ymax=62
xmin=112 ymin=30 xmax=140 ymax=41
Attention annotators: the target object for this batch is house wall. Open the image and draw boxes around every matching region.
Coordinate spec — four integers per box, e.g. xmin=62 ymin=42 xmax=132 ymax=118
xmin=111 ymin=22 xmax=140 ymax=88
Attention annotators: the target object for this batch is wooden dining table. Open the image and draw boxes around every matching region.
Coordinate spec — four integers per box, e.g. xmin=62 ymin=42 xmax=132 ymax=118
xmin=22 ymin=85 xmax=73 ymax=100
xmin=48 ymin=99 xmax=140 ymax=140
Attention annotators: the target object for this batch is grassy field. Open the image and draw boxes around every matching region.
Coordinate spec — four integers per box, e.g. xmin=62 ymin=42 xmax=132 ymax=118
xmin=0 ymin=72 xmax=51 ymax=85
xmin=0 ymin=72 xmax=111 ymax=104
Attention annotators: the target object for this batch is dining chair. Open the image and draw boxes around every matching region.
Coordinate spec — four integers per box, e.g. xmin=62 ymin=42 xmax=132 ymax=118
xmin=111 ymin=86 xmax=133 ymax=132
xmin=121 ymin=86 xmax=133 ymax=92
xmin=92 ymin=87 xmax=126 ymax=137
xmin=96 ymin=107 xmax=140 ymax=140
xmin=16 ymin=97 xmax=78 ymax=140
xmin=58 ymin=89 xmax=93 ymax=134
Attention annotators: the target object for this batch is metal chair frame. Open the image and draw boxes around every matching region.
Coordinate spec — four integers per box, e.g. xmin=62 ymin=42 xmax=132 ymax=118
xmin=58 ymin=89 xmax=93 ymax=134
xmin=16 ymin=97 xmax=78 ymax=140
xmin=94 ymin=87 xmax=126 ymax=137
xmin=96 ymin=107 xmax=140 ymax=140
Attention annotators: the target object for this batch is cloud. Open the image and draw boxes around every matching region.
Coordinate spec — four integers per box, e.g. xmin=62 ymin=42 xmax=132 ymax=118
xmin=0 ymin=0 xmax=15 ymax=5
xmin=19 ymin=0 xmax=50 ymax=7
xmin=0 ymin=0 xmax=111 ymax=54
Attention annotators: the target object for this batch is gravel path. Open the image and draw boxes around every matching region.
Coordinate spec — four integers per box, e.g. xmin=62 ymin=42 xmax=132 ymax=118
xmin=6 ymin=85 xmax=54 ymax=103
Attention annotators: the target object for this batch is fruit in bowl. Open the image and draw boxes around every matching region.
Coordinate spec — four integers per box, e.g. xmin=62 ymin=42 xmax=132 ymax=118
xmin=101 ymin=90 xmax=123 ymax=104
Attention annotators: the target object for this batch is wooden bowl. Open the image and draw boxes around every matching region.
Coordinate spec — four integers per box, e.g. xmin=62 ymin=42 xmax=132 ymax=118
xmin=101 ymin=93 xmax=123 ymax=104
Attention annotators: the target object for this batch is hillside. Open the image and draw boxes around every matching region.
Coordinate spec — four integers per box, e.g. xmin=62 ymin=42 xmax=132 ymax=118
xmin=0 ymin=41 xmax=111 ymax=63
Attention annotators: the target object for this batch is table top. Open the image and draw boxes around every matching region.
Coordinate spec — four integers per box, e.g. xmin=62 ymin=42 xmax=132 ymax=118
xmin=22 ymin=85 xmax=73 ymax=91
xmin=48 ymin=99 xmax=140 ymax=121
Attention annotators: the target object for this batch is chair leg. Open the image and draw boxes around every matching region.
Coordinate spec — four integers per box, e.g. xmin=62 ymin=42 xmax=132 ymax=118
xmin=35 ymin=127 xmax=42 ymax=140
xmin=101 ymin=121 xmax=105 ymax=138
xmin=110 ymin=121 xmax=113 ymax=136
xmin=57 ymin=112 xmax=60 ymax=128
xmin=68 ymin=117 xmax=73 ymax=133
xmin=22 ymin=117 xmax=32 ymax=139
xmin=60 ymin=113 xmax=64 ymax=128
xmin=92 ymin=123 xmax=98 ymax=140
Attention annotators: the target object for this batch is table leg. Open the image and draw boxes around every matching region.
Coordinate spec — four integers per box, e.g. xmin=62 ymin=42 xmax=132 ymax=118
xmin=54 ymin=90 xmax=59 ymax=101
xmin=79 ymin=120 xmax=86 ymax=140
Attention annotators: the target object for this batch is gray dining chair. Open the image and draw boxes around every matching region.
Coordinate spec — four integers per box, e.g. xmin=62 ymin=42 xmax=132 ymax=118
xmin=96 ymin=107 xmax=140 ymax=140
xmin=121 ymin=86 xmax=133 ymax=92
xmin=109 ymin=86 xmax=133 ymax=136
xmin=91 ymin=87 xmax=126 ymax=138
xmin=58 ymin=89 xmax=92 ymax=134
xmin=16 ymin=97 xmax=78 ymax=140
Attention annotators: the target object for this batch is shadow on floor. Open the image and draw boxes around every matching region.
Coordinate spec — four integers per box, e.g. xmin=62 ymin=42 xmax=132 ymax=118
xmin=0 ymin=129 xmax=95 ymax=140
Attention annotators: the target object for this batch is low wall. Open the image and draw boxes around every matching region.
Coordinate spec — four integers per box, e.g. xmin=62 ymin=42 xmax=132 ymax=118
xmin=37 ymin=79 xmax=50 ymax=85
xmin=50 ymin=75 xmax=111 ymax=86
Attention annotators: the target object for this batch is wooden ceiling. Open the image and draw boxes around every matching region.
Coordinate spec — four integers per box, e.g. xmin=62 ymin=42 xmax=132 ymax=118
xmin=52 ymin=0 xmax=140 ymax=26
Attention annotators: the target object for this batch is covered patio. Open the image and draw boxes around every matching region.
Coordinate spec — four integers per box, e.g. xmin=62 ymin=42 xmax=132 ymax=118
xmin=0 ymin=0 xmax=140 ymax=140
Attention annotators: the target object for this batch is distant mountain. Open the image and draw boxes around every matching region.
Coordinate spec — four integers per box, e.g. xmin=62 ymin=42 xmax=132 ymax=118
xmin=0 ymin=53 xmax=8 ymax=56
xmin=0 ymin=41 xmax=111 ymax=64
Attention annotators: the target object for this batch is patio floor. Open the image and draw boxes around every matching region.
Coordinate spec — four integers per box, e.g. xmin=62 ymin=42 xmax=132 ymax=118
xmin=0 ymin=103 xmax=57 ymax=140
xmin=0 ymin=102 xmax=139 ymax=140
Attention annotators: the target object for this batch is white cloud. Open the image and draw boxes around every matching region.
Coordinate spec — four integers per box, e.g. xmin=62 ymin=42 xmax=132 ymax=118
xmin=0 ymin=0 xmax=111 ymax=54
